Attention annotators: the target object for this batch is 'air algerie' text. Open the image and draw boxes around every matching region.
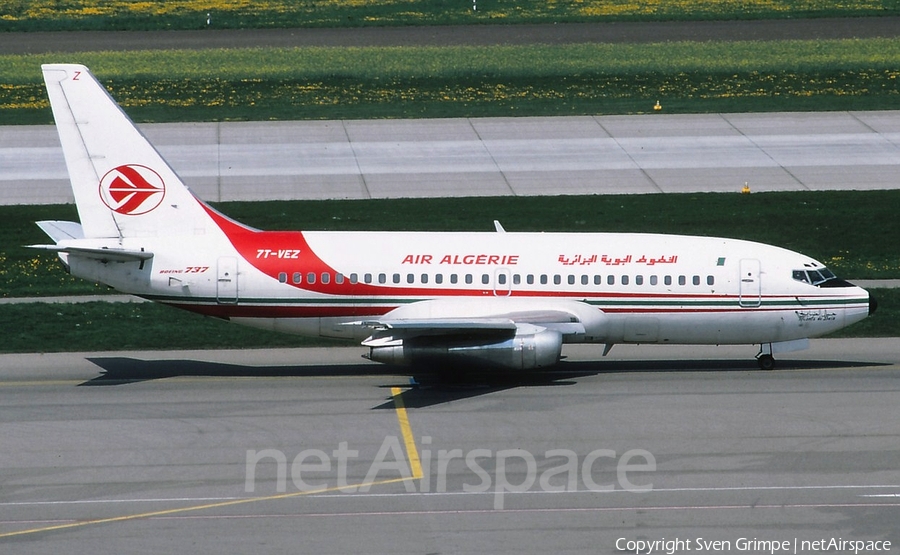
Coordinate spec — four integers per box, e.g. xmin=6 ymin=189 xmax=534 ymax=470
xmin=401 ymin=254 xmax=519 ymax=265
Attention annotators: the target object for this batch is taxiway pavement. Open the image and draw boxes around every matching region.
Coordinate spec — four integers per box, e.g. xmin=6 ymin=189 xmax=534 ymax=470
xmin=4 ymin=111 xmax=900 ymax=205
xmin=1 ymin=339 xmax=898 ymax=551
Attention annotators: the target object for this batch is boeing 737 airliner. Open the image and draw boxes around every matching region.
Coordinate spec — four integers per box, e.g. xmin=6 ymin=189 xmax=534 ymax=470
xmin=32 ymin=64 xmax=876 ymax=370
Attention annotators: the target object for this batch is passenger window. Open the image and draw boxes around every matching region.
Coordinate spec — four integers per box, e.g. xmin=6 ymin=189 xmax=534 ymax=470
xmin=594 ymin=275 xmax=602 ymax=285
xmin=707 ymin=275 xmax=715 ymax=286
xmin=307 ymin=272 xmax=316 ymax=284
xmin=692 ymin=275 xmax=700 ymax=286
xmin=278 ymin=272 xmax=288 ymax=283
xmin=335 ymin=273 xmax=344 ymax=284
xmin=567 ymin=275 xmax=575 ymax=285
xmin=635 ymin=275 xmax=643 ymax=286
xmin=421 ymin=273 xmax=428 ymax=284
xmin=435 ymin=274 xmax=443 ymax=284
xmin=498 ymin=273 xmax=507 ymax=285
xmin=393 ymin=273 xmax=401 ymax=284
xmin=678 ymin=275 xmax=686 ymax=286
xmin=621 ymin=275 xmax=629 ymax=285
xmin=650 ymin=275 xmax=658 ymax=286
xmin=554 ymin=275 xmax=562 ymax=285
xmin=364 ymin=273 xmax=372 ymax=284
xmin=321 ymin=272 xmax=330 ymax=284
xmin=465 ymin=274 xmax=473 ymax=284
xmin=407 ymin=273 xmax=414 ymax=284
xmin=450 ymin=274 xmax=458 ymax=284
xmin=513 ymin=274 xmax=521 ymax=285
xmin=581 ymin=275 xmax=589 ymax=286
xmin=608 ymin=275 xmax=615 ymax=285
xmin=292 ymin=272 xmax=302 ymax=284
xmin=378 ymin=273 xmax=386 ymax=284
xmin=540 ymin=275 xmax=548 ymax=285
xmin=664 ymin=275 xmax=672 ymax=286
xmin=527 ymin=274 xmax=535 ymax=285
xmin=350 ymin=273 xmax=359 ymax=284
xmin=482 ymin=274 xmax=490 ymax=285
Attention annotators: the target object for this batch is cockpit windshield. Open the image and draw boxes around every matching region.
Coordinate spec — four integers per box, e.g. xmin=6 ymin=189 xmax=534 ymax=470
xmin=792 ymin=267 xmax=852 ymax=288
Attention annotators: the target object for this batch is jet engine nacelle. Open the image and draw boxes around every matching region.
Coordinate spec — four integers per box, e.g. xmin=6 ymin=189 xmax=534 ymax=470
xmin=367 ymin=328 xmax=563 ymax=370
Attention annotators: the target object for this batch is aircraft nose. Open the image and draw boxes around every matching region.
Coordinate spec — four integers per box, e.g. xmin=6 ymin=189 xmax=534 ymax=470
xmin=869 ymin=292 xmax=878 ymax=316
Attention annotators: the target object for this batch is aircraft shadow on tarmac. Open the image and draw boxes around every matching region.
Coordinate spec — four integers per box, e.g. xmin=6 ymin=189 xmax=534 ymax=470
xmin=82 ymin=356 xmax=885 ymax=408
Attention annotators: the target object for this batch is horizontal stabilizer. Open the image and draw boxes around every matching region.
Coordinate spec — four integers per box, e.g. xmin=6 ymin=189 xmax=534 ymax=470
xmin=27 ymin=244 xmax=153 ymax=263
xmin=36 ymin=220 xmax=84 ymax=242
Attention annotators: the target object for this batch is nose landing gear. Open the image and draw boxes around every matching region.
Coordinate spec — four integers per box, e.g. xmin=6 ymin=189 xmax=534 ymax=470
xmin=756 ymin=353 xmax=776 ymax=370
xmin=754 ymin=339 xmax=809 ymax=370
xmin=756 ymin=343 xmax=776 ymax=370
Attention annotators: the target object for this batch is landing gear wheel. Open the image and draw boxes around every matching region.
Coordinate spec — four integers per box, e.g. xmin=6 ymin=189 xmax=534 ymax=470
xmin=757 ymin=354 xmax=775 ymax=371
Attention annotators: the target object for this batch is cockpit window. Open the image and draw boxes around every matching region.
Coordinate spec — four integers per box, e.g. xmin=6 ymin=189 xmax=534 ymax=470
xmin=792 ymin=267 xmax=846 ymax=287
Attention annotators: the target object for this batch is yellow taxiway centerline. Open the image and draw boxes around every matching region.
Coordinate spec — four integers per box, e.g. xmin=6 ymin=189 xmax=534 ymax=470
xmin=391 ymin=386 xmax=423 ymax=479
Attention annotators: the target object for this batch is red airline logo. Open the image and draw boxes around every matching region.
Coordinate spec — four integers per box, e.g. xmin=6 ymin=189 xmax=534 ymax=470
xmin=99 ymin=164 xmax=165 ymax=215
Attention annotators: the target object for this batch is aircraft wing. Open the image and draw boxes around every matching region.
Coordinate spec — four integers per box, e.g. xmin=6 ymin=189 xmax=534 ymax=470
xmin=353 ymin=301 xmax=599 ymax=368
xmin=359 ymin=318 xmax=518 ymax=348
xmin=355 ymin=307 xmax=589 ymax=350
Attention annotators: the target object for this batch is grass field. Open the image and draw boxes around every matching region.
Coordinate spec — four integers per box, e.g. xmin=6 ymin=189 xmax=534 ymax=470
xmin=3 ymin=39 xmax=900 ymax=125
xmin=2 ymin=0 xmax=898 ymax=31
xmin=0 ymin=301 xmax=340 ymax=353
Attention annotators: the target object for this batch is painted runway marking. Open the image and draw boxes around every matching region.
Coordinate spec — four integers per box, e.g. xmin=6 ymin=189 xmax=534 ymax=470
xmin=3 ymin=484 xmax=897 ymax=510
xmin=0 ymin=488 xmax=900 ymax=516
xmin=8 ymin=502 xmax=899 ymax=528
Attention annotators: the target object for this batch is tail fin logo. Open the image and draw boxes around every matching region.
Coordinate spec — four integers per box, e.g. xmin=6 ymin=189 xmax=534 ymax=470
xmin=99 ymin=164 xmax=166 ymax=215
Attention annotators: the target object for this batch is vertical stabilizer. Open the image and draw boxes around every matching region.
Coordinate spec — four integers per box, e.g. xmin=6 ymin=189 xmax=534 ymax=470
xmin=42 ymin=64 xmax=216 ymax=239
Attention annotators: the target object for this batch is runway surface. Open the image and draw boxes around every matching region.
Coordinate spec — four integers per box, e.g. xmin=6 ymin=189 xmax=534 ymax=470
xmin=4 ymin=110 xmax=900 ymax=204
xmin=2 ymin=339 xmax=899 ymax=551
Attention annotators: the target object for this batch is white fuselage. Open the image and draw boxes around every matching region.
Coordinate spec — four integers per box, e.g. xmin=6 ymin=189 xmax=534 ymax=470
xmin=67 ymin=223 xmax=871 ymax=348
